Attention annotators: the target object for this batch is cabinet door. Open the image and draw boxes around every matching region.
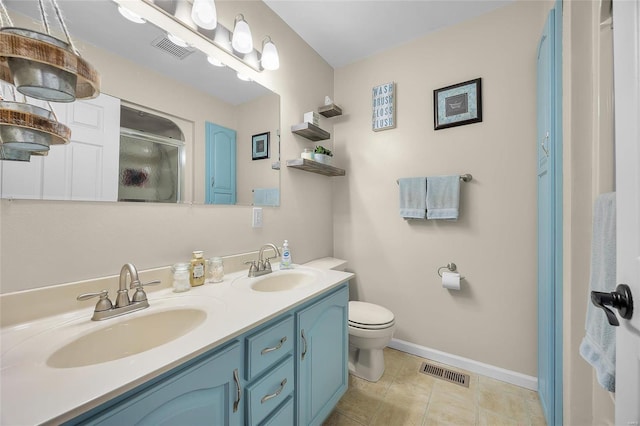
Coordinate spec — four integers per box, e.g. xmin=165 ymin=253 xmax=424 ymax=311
xmin=296 ymin=285 xmax=349 ymax=426
xmin=81 ymin=342 xmax=243 ymax=426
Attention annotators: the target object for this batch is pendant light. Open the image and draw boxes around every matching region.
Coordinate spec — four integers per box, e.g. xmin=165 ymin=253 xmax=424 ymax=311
xmin=261 ymin=36 xmax=280 ymax=71
xmin=167 ymin=32 xmax=189 ymax=48
xmin=118 ymin=5 xmax=146 ymax=24
xmin=0 ymin=100 xmax=71 ymax=153
xmin=191 ymin=0 xmax=217 ymax=30
xmin=0 ymin=0 xmax=100 ymax=102
xmin=0 ymin=145 xmax=31 ymax=161
xmin=207 ymin=56 xmax=224 ymax=67
xmin=231 ymin=14 xmax=253 ymax=54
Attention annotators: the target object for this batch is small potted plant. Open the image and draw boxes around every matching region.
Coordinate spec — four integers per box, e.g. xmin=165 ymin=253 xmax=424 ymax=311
xmin=314 ymin=145 xmax=333 ymax=165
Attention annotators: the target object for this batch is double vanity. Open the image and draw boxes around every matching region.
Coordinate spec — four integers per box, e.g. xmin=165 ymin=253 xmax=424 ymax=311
xmin=0 ymin=259 xmax=353 ymax=425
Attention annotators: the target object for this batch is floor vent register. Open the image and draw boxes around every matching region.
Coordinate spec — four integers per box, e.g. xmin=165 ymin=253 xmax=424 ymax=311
xmin=419 ymin=361 xmax=470 ymax=388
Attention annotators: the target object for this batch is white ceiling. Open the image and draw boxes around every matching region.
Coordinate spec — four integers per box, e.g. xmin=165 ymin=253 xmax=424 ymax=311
xmin=263 ymin=0 xmax=514 ymax=68
xmin=2 ymin=0 xmax=514 ymax=104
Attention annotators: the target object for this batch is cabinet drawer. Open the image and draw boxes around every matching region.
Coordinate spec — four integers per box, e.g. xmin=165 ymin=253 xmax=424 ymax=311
xmin=259 ymin=395 xmax=294 ymax=426
xmin=245 ymin=315 xmax=294 ymax=380
xmin=246 ymin=355 xmax=294 ymax=426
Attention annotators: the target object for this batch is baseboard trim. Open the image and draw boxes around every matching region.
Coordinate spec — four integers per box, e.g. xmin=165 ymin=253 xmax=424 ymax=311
xmin=388 ymin=338 xmax=538 ymax=391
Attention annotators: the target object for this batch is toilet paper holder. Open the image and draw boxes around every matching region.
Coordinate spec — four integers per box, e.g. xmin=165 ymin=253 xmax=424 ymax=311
xmin=437 ymin=263 xmax=465 ymax=280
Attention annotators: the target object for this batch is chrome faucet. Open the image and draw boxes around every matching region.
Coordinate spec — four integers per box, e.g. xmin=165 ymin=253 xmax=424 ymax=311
xmin=245 ymin=243 xmax=281 ymax=277
xmin=77 ymin=263 xmax=160 ymax=321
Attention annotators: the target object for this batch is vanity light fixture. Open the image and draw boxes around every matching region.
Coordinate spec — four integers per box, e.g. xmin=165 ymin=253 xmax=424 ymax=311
xmin=167 ymin=32 xmax=189 ymax=48
xmin=236 ymin=72 xmax=252 ymax=82
xmin=231 ymin=14 xmax=253 ymax=54
xmin=144 ymin=2 xmax=281 ymax=74
xmin=191 ymin=0 xmax=216 ymax=30
xmin=207 ymin=56 xmax=224 ymax=67
xmin=261 ymin=36 xmax=280 ymax=71
xmin=242 ymin=50 xmax=260 ymax=70
xmin=118 ymin=5 xmax=146 ymax=24
xmin=212 ymin=26 xmax=233 ymax=52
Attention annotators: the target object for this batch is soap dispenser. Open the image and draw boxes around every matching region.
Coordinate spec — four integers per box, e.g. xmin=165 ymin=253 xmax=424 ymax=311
xmin=280 ymin=240 xmax=292 ymax=269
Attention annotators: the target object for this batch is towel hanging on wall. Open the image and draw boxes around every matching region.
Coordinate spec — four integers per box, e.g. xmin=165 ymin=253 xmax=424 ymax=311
xmin=398 ymin=177 xmax=426 ymax=219
xmin=426 ymin=175 xmax=460 ymax=220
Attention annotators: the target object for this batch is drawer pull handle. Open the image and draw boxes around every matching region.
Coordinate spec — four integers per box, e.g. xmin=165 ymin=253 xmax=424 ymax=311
xmin=233 ymin=368 xmax=241 ymax=413
xmin=301 ymin=329 xmax=307 ymax=360
xmin=261 ymin=378 xmax=287 ymax=404
xmin=261 ymin=336 xmax=287 ymax=355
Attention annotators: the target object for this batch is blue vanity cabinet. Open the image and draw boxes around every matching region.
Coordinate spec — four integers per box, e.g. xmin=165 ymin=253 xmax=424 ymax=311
xmin=244 ymin=315 xmax=294 ymax=381
xmin=76 ymin=341 xmax=243 ymax=426
xmin=66 ymin=282 xmax=349 ymax=426
xmin=296 ymin=285 xmax=349 ymax=426
xmin=245 ymin=355 xmax=295 ymax=425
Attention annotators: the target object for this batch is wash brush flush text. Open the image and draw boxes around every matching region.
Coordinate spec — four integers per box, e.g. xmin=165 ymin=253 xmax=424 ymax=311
xmin=372 ymin=82 xmax=396 ymax=131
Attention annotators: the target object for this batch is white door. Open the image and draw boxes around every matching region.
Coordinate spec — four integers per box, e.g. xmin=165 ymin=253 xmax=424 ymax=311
xmin=612 ymin=0 xmax=640 ymax=423
xmin=48 ymin=94 xmax=120 ymax=201
xmin=1 ymin=93 xmax=120 ymax=201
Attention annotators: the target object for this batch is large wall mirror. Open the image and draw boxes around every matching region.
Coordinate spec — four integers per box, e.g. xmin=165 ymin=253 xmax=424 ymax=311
xmin=0 ymin=0 xmax=281 ymax=206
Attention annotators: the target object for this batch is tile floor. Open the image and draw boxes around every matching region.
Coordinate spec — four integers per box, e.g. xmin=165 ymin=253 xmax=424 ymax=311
xmin=324 ymin=348 xmax=547 ymax=426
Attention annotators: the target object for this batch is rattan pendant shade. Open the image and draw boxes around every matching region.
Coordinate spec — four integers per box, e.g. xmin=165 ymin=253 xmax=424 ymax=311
xmin=0 ymin=27 xmax=100 ymax=102
xmin=0 ymin=100 xmax=71 ymax=152
xmin=0 ymin=0 xmax=101 ymax=160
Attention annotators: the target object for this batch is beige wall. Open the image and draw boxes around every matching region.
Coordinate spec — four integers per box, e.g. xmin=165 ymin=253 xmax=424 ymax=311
xmin=236 ymin=93 xmax=281 ymax=205
xmin=333 ymin=1 xmax=548 ymax=376
xmin=0 ymin=2 xmax=618 ymax=422
xmin=0 ymin=1 xmax=335 ymax=293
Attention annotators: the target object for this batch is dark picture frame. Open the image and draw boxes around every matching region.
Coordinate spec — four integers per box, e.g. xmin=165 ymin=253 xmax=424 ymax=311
xmin=433 ymin=78 xmax=482 ymax=130
xmin=252 ymin=132 xmax=270 ymax=160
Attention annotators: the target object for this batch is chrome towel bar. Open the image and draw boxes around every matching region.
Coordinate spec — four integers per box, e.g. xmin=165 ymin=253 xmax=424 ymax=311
xmin=396 ymin=174 xmax=472 ymax=184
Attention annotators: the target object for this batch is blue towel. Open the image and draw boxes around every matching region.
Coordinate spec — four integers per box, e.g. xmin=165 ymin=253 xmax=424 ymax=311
xmin=579 ymin=192 xmax=616 ymax=392
xmin=398 ymin=177 xmax=426 ymax=219
xmin=253 ymin=188 xmax=279 ymax=206
xmin=426 ymin=175 xmax=460 ymax=220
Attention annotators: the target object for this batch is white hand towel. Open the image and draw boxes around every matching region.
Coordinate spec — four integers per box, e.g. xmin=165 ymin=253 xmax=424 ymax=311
xmin=579 ymin=192 xmax=616 ymax=392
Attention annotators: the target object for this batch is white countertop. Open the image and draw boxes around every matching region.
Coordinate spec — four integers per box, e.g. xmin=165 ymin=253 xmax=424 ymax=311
xmin=0 ymin=264 xmax=353 ymax=425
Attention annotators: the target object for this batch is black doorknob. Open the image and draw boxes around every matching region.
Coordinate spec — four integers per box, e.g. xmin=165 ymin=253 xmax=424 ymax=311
xmin=591 ymin=284 xmax=634 ymax=326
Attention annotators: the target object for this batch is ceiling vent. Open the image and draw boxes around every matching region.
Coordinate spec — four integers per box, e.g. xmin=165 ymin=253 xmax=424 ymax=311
xmin=151 ymin=36 xmax=195 ymax=60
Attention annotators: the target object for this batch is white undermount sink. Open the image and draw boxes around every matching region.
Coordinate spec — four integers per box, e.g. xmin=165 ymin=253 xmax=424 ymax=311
xmin=47 ymin=308 xmax=207 ymax=368
xmin=233 ymin=268 xmax=321 ymax=292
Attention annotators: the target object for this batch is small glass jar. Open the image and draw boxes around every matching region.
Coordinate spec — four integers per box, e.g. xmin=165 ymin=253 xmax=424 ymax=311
xmin=206 ymin=257 xmax=224 ymax=283
xmin=171 ymin=263 xmax=191 ymax=293
xmin=301 ymin=148 xmax=314 ymax=160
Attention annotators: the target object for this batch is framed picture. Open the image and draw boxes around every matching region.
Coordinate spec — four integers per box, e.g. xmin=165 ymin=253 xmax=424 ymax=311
xmin=252 ymin=132 xmax=269 ymax=160
xmin=372 ymin=82 xmax=396 ymax=131
xmin=433 ymin=78 xmax=482 ymax=130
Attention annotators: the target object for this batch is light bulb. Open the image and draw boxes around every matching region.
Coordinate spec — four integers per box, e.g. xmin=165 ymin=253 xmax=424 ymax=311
xmin=261 ymin=37 xmax=280 ymax=70
xmin=167 ymin=33 xmax=189 ymax=48
xmin=118 ymin=5 xmax=146 ymax=24
xmin=207 ymin=56 xmax=224 ymax=67
xmin=191 ymin=0 xmax=217 ymax=30
xmin=231 ymin=15 xmax=253 ymax=54
xmin=236 ymin=72 xmax=252 ymax=82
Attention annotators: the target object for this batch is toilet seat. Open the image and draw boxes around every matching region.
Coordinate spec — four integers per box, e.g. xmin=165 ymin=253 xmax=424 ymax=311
xmin=349 ymin=301 xmax=395 ymax=330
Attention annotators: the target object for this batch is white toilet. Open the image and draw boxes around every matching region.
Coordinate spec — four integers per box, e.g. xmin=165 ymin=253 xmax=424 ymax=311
xmin=348 ymin=301 xmax=396 ymax=382
xmin=301 ymin=258 xmax=396 ymax=382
